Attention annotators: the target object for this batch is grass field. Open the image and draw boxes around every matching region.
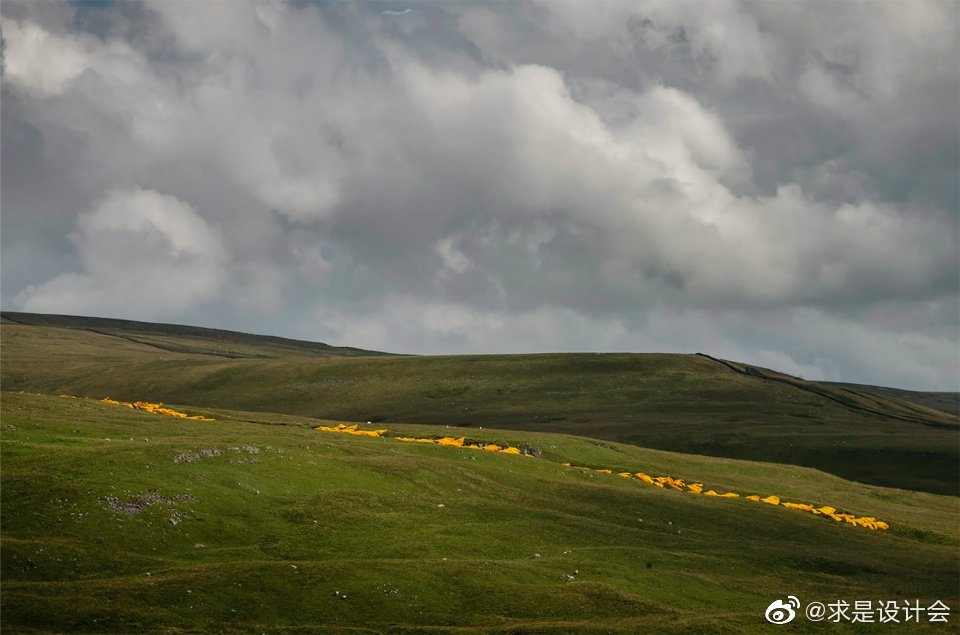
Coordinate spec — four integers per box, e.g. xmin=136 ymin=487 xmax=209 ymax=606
xmin=2 ymin=313 xmax=957 ymax=496
xmin=2 ymin=392 xmax=957 ymax=634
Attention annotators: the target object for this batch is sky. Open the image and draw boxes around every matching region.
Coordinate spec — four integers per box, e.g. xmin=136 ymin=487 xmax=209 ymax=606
xmin=1 ymin=0 xmax=958 ymax=390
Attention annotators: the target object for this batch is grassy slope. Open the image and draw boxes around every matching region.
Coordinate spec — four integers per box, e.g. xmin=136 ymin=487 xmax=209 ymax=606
xmin=1 ymin=312 xmax=389 ymax=358
xmin=825 ymin=382 xmax=959 ymax=417
xmin=2 ymin=393 xmax=957 ymax=634
xmin=3 ymin=320 xmax=957 ymax=496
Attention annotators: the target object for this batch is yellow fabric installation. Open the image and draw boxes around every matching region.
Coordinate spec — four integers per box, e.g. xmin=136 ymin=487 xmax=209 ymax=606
xmin=101 ymin=397 xmax=134 ymax=408
xmin=783 ymin=502 xmax=814 ymax=512
xmin=352 ymin=429 xmax=387 ymax=437
xmin=316 ymin=426 xmax=533 ymax=458
xmin=314 ymin=423 xmax=386 ymax=437
xmin=309 ymin=422 xmax=888 ymax=532
xmin=100 ymin=396 xmax=213 ymax=420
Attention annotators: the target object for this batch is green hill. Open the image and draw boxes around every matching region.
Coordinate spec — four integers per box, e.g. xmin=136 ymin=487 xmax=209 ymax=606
xmin=824 ymin=382 xmax=959 ymax=417
xmin=1 ymin=311 xmax=389 ymax=359
xmin=1 ymin=312 xmax=957 ymax=495
xmin=2 ymin=392 xmax=957 ymax=634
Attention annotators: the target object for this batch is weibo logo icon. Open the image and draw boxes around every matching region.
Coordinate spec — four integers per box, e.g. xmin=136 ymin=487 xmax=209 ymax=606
xmin=765 ymin=596 xmax=800 ymax=624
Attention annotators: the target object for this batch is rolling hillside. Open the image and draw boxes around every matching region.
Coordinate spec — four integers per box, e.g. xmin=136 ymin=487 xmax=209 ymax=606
xmin=2 ymin=392 xmax=957 ymax=634
xmin=2 ymin=312 xmax=957 ymax=495
xmin=1 ymin=312 xmax=389 ymax=359
xmin=824 ymin=382 xmax=959 ymax=417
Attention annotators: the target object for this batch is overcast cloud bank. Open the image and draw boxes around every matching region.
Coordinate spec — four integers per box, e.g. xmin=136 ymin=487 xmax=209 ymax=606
xmin=2 ymin=1 xmax=957 ymax=389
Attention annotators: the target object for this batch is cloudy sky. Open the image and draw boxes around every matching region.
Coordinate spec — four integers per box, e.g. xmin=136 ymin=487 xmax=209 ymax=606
xmin=2 ymin=1 xmax=958 ymax=390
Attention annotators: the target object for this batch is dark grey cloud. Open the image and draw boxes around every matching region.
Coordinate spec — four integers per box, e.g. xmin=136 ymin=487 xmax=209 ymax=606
xmin=2 ymin=0 xmax=957 ymax=389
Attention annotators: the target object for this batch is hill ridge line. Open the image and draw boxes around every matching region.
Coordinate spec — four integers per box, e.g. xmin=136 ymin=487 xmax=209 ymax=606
xmin=0 ymin=310 xmax=393 ymax=358
xmin=694 ymin=353 xmax=957 ymax=430
xmin=3 ymin=312 xmax=247 ymax=359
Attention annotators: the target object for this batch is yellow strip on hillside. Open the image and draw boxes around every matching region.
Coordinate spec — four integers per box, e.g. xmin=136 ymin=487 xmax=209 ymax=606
xmin=315 ymin=422 xmax=889 ymax=532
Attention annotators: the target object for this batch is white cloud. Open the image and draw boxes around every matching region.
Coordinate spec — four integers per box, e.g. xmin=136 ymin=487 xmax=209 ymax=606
xmin=2 ymin=1 xmax=956 ymax=389
xmin=16 ymin=188 xmax=227 ymax=319
xmin=1 ymin=17 xmax=92 ymax=97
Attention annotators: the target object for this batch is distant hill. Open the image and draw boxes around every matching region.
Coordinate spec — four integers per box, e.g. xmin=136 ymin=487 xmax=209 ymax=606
xmin=824 ymin=382 xmax=959 ymax=417
xmin=2 ymin=312 xmax=957 ymax=495
xmin=1 ymin=311 xmax=391 ymax=359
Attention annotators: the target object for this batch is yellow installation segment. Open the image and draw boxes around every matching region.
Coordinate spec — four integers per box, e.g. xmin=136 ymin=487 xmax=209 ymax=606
xmin=100 ymin=397 xmax=213 ymax=420
xmin=560 ymin=462 xmax=886 ymax=530
xmin=310 ymin=423 xmax=889 ymax=532
xmin=314 ymin=423 xmax=387 ymax=437
xmin=316 ymin=425 xmax=528 ymax=456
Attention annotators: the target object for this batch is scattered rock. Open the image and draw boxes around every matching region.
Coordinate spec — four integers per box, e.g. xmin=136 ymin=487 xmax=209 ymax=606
xmin=591 ymin=441 xmax=623 ymax=453
xmin=99 ymin=490 xmax=195 ymax=521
